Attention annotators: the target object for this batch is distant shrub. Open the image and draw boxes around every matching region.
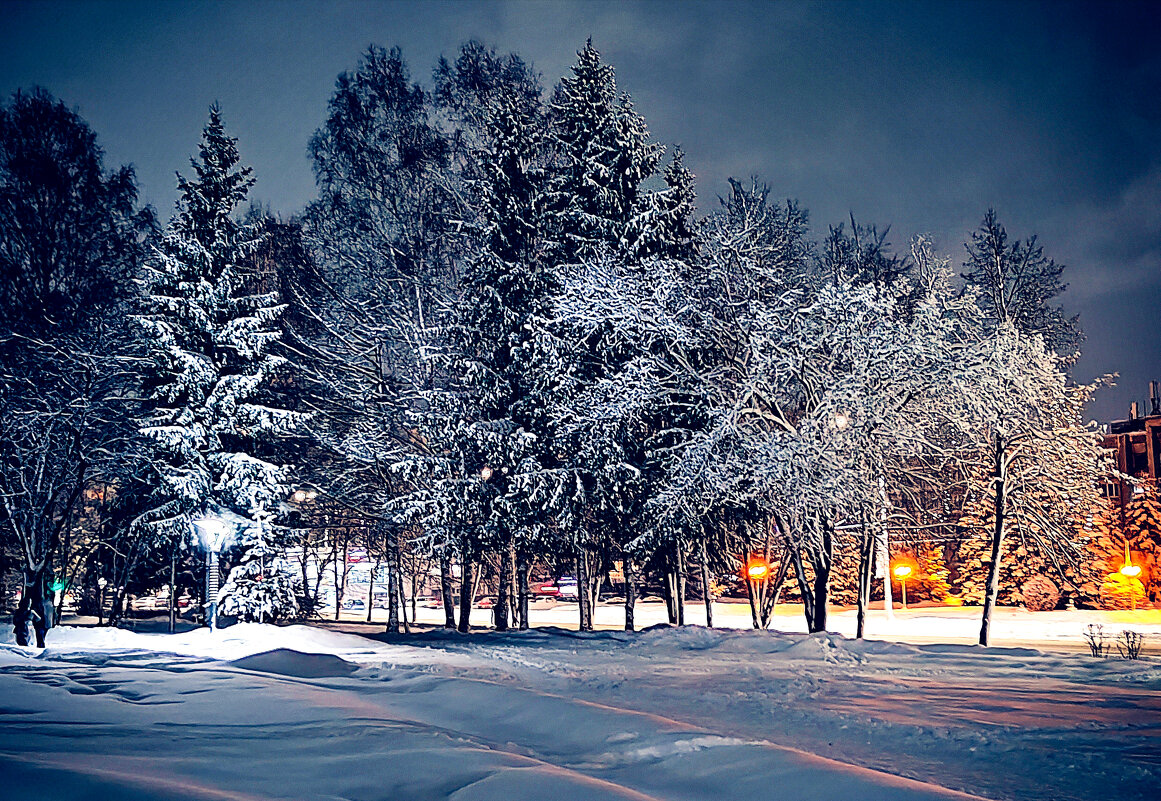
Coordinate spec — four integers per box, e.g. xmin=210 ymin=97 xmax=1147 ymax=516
xmin=1117 ymin=630 xmax=1145 ymax=660
xmin=1022 ymin=575 xmax=1060 ymax=611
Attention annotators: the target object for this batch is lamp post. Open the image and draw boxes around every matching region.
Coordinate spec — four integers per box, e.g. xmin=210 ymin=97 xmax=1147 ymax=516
xmin=96 ymin=577 xmax=107 ymax=626
xmin=744 ymin=557 xmax=771 ymax=629
xmin=1120 ymin=543 xmax=1142 ymax=611
xmin=893 ymin=564 xmax=913 ymax=610
xmin=194 ymin=515 xmax=230 ymax=630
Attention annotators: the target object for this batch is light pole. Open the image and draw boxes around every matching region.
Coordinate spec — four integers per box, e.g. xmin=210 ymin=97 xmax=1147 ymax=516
xmin=96 ymin=577 xmax=107 ymax=626
xmin=194 ymin=515 xmax=230 ymax=630
xmin=1120 ymin=543 xmax=1142 ymax=610
xmin=893 ymin=564 xmax=913 ymax=610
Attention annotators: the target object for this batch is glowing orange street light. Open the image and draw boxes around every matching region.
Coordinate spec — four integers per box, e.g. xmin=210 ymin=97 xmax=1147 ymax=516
xmin=746 ymin=559 xmax=770 ymax=581
xmin=1120 ymin=544 xmax=1142 ymax=610
xmin=893 ymin=563 xmax=913 ymax=610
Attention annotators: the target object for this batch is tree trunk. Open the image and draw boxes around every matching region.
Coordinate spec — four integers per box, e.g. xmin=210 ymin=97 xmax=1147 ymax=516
xmin=760 ymin=549 xmax=791 ymax=628
xmin=495 ymin=535 xmax=512 ymax=631
xmin=13 ymin=567 xmax=44 ymax=647
xmin=790 ymin=547 xmax=815 ymax=632
xmin=516 ymin=552 xmax=530 ymax=631
xmin=624 ymin=555 xmax=636 ymax=632
xmin=675 ymin=541 xmax=686 ymax=626
xmin=663 ymin=564 xmax=677 ymax=624
xmin=440 ymin=553 xmax=456 ymax=629
xmin=394 ymin=539 xmax=410 ymax=635
xmin=57 ymin=525 xmax=71 ymax=627
xmin=300 ymin=540 xmax=312 ymax=618
xmin=877 ymin=474 xmax=894 ymax=619
xmin=577 ymin=547 xmax=592 ymax=632
xmin=386 ymin=529 xmax=400 ymax=634
xmin=168 ymin=551 xmax=177 ymax=634
xmin=367 ymin=558 xmax=379 ymax=623
xmin=744 ymin=557 xmax=761 ymax=629
xmin=856 ymin=524 xmax=874 ymax=639
xmin=980 ymin=432 xmax=1006 ymax=647
xmin=808 ymin=521 xmax=834 ymax=634
xmin=507 ymin=539 xmax=519 ymax=628
xmin=411 ymin=571 xmax=419 ymax=624
xmin=457 ymin=559 xmax=474 ymax=633
xmin=700 ymin=538 xmax=713 ymax=628
xmin=333 ymin=539 xmax=342 ymax=621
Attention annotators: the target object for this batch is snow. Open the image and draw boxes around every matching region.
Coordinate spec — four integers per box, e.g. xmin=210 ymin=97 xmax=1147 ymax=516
xmin=2 ymin=616 xmax=1158 ymax=801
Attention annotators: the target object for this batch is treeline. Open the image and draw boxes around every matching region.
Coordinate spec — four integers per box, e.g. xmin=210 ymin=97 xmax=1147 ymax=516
xmin=0 ymin=41 xmax=1113 ymax=647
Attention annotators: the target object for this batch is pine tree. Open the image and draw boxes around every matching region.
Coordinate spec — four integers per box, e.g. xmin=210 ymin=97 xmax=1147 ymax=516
xmin=962 ymin=209 xmax=1081 ymax=353
xmin=402 ymin=41 xmax=564 ymax=632
xmin=548 ymin=39 xmax=663 ymax=261
xmin=1115 ymin=485 xmax=1161 ymax=604
xmin=542 ymin=40 xmax=687 ymax=630
xmin=135 ymin=106 xmax=302 ymax=623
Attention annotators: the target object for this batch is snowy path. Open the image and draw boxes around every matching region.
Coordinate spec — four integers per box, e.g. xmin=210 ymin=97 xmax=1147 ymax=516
xmin=2 ymin=623 xmax=1159 ymax=800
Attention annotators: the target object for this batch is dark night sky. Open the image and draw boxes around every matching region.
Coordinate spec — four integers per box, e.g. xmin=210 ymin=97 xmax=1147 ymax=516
xmin=2 ymin=0 xmax=1158 ymax=421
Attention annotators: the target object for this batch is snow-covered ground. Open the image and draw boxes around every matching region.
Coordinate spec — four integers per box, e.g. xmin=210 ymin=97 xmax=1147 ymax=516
xmin=1 ymin=618 xmax=1158 ymax=801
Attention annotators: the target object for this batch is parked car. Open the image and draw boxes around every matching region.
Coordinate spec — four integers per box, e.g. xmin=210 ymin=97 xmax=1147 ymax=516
xmin=556 ymin=579 xmax=579 ymax=601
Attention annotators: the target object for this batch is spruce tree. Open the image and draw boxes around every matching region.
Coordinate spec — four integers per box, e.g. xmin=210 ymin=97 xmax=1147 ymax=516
xmin=135 ymin=106 xmax=301 ymax=623
xmin=1117 ymin=486 xmax=1161 ymax=603
xmin=548 ymin=39 xmax=663 ymax=261
xmin=962 ymin=209 xmax=1081 ymax=353
xmin=404 ymin=41 xmax=562 ymax=632
xmin=544 ymin=40 xmax=679 ymax=629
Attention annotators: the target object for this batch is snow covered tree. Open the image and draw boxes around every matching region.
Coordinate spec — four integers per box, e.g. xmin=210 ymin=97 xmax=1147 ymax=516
xmin=297 ymin=46 xmax=455 ymax=632
xmin=0 ymin=88 xmax=153 ymax=645
xmin=583 ymin=182 xmax=981 ymax=636
xmin=1087 ymin=484 xmax=1161 ymax=606
xmin=412 ymin=41 xmax=563 ymax=632
xmin=548 ymin=39 xmax=663 ymax=262
xmin=820 ymin=214 xmax=910 ymax=290
xmin=947 ymin=328 xmax=1111 ymax=643
xmin=541 ymin=40 xmax=689 ymax=630
xmin=1121 ymin=486 xmax=1161 ymax=603
xmin=135 ymin=106 xmax=302 ymax=623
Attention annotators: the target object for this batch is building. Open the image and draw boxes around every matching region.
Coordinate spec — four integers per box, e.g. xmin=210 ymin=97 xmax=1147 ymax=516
xmin=1102 ymin=381 xmax=1161 ymax=506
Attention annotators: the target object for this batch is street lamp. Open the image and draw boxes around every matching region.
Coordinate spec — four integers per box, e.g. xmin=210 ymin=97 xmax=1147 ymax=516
xmin=833 ymin=412 xmax=850 ymax=430
xmin=193 ymin=515 xmax=231 ymax=630
xmin=746 ymin=558 xmax=770 ymax=582
xmin=893 ymin=563 xmax=913 ymax=610
xmin=1120 ymin=543 xmax=1142 ymax=610
xmin=480 ymin=465 xmax=494 ymax=481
